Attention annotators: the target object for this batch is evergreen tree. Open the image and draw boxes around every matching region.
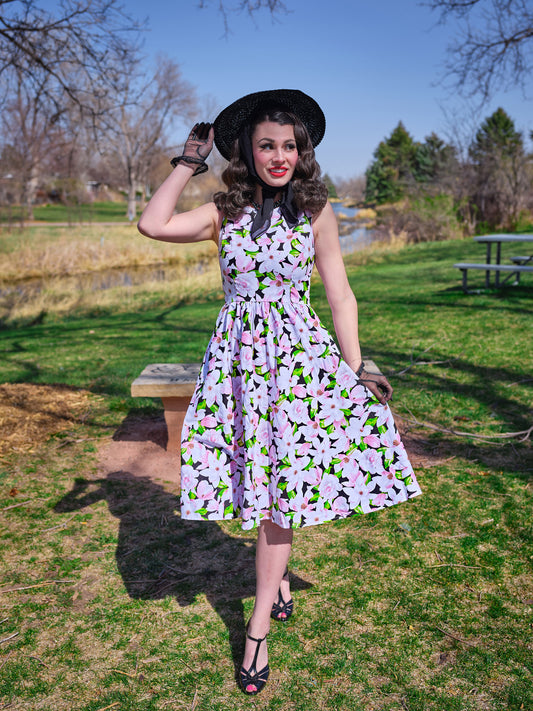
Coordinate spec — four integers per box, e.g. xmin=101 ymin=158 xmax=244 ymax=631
xmin=468 ymin=107 xmax=529 ymax=229
xmin=365 ymin=122 xmax=417 ymax=204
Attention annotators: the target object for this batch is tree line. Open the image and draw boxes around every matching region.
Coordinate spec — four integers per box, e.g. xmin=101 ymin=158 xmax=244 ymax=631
xmin=362 ymin=108 xmax=533 ymax=241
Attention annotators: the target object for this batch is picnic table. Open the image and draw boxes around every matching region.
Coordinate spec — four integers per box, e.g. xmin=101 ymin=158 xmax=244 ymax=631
xmin=454 ymin=233 xmax=533 ymax=292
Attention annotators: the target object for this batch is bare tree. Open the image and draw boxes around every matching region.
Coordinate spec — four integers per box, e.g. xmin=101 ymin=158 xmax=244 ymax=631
xmin=0 ymin=67 xmax=64 ymax=219
xmin=427 ymin=0 xmax=533 ymax=99
xmin=198 ymin=0 xmax=287 ymax=33
xmin=96 ymin=55 xmax=196 ymax=220
xmin=0 ymin=0 xmax=142 ymax=113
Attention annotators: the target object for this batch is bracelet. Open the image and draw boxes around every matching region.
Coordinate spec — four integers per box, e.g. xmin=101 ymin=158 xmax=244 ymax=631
xmin=170 ymin=155 xmax=208 ymax=176
xmin=354 ymin=361 xmax=365 ymax=377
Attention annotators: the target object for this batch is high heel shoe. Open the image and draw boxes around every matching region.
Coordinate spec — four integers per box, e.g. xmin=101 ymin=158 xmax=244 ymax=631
xmin=271 ymin=568 xmax=293 ymax=622
xmin=240 ymin=631 xmax=269 ymax=695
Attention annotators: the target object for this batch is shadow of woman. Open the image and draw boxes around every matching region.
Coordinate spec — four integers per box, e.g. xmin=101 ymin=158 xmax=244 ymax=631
xmin=54 ymin=470 xmax=312 ymax=677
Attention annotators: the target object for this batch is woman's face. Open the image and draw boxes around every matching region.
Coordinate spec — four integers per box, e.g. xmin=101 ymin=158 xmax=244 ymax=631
xmin=251 ymin=121 xmax=298 ymax=188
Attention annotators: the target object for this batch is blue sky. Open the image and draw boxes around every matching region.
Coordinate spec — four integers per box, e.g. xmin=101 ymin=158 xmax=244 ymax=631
xmin=81 ymin=1 xmax=533 ymax=177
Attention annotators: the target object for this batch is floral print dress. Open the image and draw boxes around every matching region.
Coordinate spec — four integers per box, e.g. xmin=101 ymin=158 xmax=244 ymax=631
xmin=180 ymin=205 xmax=421 ymax=530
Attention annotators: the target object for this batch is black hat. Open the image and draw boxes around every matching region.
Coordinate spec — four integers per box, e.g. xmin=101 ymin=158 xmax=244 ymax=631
xmin=213 ymin=89 xmax=326 ymax=161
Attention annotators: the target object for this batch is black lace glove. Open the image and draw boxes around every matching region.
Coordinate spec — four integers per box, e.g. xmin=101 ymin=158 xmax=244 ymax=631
xmin=170 ymin=122 xmax=214 ymax=175
xmin=355 ymin=362 xmax=393 ymax=404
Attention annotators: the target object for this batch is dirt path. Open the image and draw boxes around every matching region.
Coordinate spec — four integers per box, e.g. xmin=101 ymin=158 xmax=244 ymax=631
xmin=1 ymin=383 xmax=444 ymax=485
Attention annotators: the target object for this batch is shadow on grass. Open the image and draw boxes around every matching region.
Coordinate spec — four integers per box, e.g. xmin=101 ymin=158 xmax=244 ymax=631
xmin=54 ymin=472 xmax=312 ymax=679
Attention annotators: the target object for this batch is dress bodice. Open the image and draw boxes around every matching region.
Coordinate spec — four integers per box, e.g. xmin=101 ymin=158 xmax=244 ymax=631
xmin=219 ymin=206 xmax=315 ymax=304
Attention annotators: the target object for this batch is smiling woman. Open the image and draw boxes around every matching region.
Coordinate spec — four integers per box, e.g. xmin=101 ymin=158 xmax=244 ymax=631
xmin=137 ymin=88 xmax=421 ymax=695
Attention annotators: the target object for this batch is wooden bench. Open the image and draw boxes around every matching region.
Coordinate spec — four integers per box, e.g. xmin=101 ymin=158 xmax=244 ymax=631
xmin=453 ymin=262 xmax=533 ymax=293
xmin=131 ymin=359 xmax=382 ymax=454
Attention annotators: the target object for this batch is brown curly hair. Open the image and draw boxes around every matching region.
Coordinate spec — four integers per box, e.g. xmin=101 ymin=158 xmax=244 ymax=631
xmin=214 ymin=106 xmax=328 ymax=220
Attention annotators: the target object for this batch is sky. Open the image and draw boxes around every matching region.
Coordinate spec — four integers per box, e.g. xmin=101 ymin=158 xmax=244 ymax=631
xmin=68 ymin=0 xmax=533 ymax=178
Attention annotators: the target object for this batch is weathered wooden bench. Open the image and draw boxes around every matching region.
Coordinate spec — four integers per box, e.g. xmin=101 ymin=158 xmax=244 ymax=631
xmin=453 ymin=262 xmax=533 ymax=293
xmin=131 ymin=359 xmax=382 ymax=454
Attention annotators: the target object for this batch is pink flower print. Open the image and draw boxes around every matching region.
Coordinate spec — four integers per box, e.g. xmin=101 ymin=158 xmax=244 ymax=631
xmin=240 ymin=345 xmax=255 ymax=373
xmin=348 ymin=384 xmax=368 ymax=404
xmin=291 ymin=383 xmax=306 ymax=399
xmin=181 ymin=493 xmax=206 ymax=518
xmin=372 ymin=492 xmax=388 ymax=507
xmin=289 ymin=397 xmax=308 ymax=424
xmin=331 ymin=496 xmax=350 ymax=516
xmin=359 ymin=447 xmax=382 ymax=474
xmin=276 ymin=333 xmax=292 ymax=354
xmin=206 ymin=499 xmax=224 ymax=514
xmin=375 ymin=470 xmax=397 ymax=490
xmin=337 ymin=366 xmax=355 ymax=389
xmin=323 ymin=354 xmax=340 ymax=373
xmin=263 ymin=277 xmax=285 ymax=301
xmin=235 ymin=254 xmax=254 ymax=272
xmin=345 ymin=465 xmax=363 ymax=487
xmin=320 ymin=396 xmax=342 ymax=427
xmin=235 ymin=273 xmax=259 ymax=295
xmin=363 ymin=433 xmax=381 ymax=449
xmin=180 ymin=464 xmax=196 ymax=491
xmin=297 ymin=441 xmax=311 ymax=456
xmin=182 ymin=440 xmax=195 ymax=458
xmin=313 ymin=434 xmax=333 ymax=468
xmin=303 ymin=419 xmax=321 ymax=439
xmin=257 ymin=233 xmax=271 ymax=246
xmin=241 ymin=331 xmax=253 ymax=346
xmin=196 ymin=480 xmax=215 ymax=500
xmin=302 ymin=466 xmax=322 ymax=486
xmin=319 ymin=473 xmax=341 ymax=499
xmin=200 ymin=415 xmax=217 ymax=428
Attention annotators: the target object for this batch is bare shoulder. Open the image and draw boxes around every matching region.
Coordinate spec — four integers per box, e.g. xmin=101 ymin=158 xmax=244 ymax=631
xmin=313 ymin=201 xmax=337 ymax=239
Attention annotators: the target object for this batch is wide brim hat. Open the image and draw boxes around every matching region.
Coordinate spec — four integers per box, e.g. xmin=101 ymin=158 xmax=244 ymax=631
xmin=213 ymin=89 xmax=326 ymax=161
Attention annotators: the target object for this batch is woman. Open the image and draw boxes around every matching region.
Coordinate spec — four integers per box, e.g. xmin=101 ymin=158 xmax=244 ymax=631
xmin=138 ymin=89 xmax=422 ymax=695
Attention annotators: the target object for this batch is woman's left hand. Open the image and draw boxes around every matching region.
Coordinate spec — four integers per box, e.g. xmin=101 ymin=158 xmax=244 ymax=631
xmin=358 ymin=368 xmax=393 ymax=405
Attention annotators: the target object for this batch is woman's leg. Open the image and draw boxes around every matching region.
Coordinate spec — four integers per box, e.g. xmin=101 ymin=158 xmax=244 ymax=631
xmin=242 ymin=519 xmax=293 ymax=677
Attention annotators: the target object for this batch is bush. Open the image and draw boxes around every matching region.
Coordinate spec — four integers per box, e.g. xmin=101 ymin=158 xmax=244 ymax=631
xmin=375 ymin=193 xmax=464 ymax=244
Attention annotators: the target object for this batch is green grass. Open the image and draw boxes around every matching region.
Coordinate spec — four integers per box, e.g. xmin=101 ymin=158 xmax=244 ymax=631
xmin=0 ymin=237 xmax=532 ymax=710
xmin=1 ymin=201 xmax=133 ymax=224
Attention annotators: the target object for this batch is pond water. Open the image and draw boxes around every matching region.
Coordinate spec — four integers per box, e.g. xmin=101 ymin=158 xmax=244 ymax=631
xmin=1 ymin=205 xmax=374 ymax=301
xmin=331 ymin=202 xmax=375 ymax=254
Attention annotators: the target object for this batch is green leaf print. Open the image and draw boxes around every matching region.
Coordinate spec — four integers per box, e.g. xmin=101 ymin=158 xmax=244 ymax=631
xmin=224 ymin=503 xmax=234 ymax=516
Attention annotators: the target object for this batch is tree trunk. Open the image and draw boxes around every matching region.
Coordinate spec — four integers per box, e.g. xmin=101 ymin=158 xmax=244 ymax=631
xmin=127 ymin=181 xmax=137 ymax=222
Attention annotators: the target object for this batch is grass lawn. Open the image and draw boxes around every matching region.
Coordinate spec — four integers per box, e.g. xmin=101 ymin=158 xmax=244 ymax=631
xmin=1 ymin=201 xmax=133 ymax=224
xmin=0 ymin=237 xmax=532 ymax=710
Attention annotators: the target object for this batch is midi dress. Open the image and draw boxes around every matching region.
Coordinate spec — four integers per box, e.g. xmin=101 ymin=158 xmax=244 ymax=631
xmin=180 ymin=205 xmax=422 ymax=530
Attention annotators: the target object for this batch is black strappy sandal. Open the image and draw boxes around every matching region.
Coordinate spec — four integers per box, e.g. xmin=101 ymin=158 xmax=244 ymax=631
xmin=271 ymin=568 xmax=293 ymax=622
xmin=240 ymin=632 xmax=269 ymax=695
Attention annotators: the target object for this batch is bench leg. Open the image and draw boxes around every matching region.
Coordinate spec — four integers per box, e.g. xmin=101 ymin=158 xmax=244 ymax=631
xmin=161 ymin=396 xmax=191 ymax=453
xmin=461 ymin=268 xmax=469 ymax=293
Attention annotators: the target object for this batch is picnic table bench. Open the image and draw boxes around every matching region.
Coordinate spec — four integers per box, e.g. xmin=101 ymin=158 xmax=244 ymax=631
xmin=131 ymin=359 xmax=382 ymax=454
xmin=454 ymin=234 xmax=533 ymax=292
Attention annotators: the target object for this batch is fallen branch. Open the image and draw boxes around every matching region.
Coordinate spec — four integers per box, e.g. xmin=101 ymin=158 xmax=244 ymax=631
xmin=0 ymin=633 xmax=18 ymax=645
xmin=0 ymin=580 xmax=75 ymax=593
xmin=393 ymin=408 xmax=532 ymax=442
xmin=1 ymin=499 xmax=33 ymax=512
xmin=42 ymin=515 xmax=77 ymax=532
xmin=0 ymin=650 xmax=13 ymax=672
xmin=29 ymin=655 xmax=49 ymax=668
xmin=432 ymin=625 xmax=477 ymax=647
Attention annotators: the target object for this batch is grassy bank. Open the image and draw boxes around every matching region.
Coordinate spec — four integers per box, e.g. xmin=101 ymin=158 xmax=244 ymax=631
xmin=0 ymin=237 xmax=532 ymax=710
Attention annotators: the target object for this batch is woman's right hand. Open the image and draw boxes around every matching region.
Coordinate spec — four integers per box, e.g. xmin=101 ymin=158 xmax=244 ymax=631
xmin=183 ymin=122 xmax=214 ymax=162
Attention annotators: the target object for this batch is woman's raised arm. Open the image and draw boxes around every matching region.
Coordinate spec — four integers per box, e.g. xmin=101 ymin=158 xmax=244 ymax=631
xmin=137 ymin=123 xmax=220 ymax=244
